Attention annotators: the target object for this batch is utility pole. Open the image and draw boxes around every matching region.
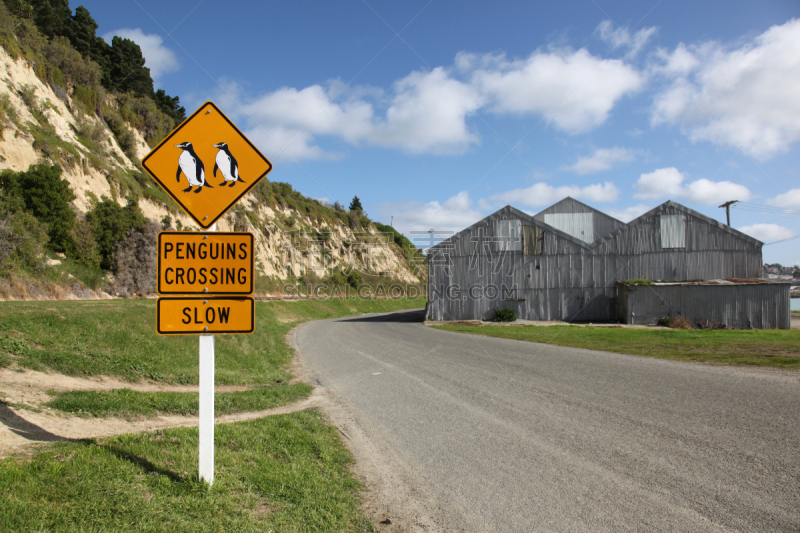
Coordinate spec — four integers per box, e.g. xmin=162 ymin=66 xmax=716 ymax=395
xmin=718 ymin=200 xmax=739 ymax=226
xmin=390 ymin=215 xmax=393 ymax=227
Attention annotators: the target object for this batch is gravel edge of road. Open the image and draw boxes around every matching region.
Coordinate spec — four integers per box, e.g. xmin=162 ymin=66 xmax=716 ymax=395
xmin=289 ymin=315 xmax=464 ymax=533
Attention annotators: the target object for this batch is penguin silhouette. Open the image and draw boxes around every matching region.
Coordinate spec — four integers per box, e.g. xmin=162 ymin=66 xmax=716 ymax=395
xmin=212 ymin=142 xmax=245 ymax=187
xmin=175 ymin=142 xmax=212 ymax=193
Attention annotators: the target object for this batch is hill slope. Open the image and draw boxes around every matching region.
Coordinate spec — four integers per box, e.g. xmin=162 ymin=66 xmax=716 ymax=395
xmin=0 ymin=39 xmax=422 ymax=299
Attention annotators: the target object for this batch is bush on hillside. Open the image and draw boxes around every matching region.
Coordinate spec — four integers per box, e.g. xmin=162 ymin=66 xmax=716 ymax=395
xmin=0 ymin=208 xmax=48 ymax=273
xmin=85 ymin=196 xmax=146 ymax=270
xmin=66 ymin=216 xmax=100 ymax=268
xmin=0 ymin=164 xmax=75 ymax=253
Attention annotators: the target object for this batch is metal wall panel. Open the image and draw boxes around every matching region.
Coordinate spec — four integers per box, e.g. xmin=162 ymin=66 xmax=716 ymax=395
xmin=617 ymin=282 xmax=791 ymax=329
xmin=543 ymin=213 xmax=594 ymax=243
xmin=660 ymin=215 xmax=686 ymax=248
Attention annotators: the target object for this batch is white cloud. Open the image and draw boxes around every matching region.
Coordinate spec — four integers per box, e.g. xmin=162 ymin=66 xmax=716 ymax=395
xmin=103 ymin=28 xmax=179 ymax=79
xmin=633 ymin=167 xmax=686 ymax=199
xmin=490 ymin=181 xmax=620 ymax=208
xmin=738 ymin=223 xmax=794 ymax=242
xmin=683 ymin=178 xmax=751 ymax=204
xmin=381 ymin=191 xmax=485 ymax=245
xmin=633 ymin=167 xmax=751 ymax=204
xmin=210 ymin=41 xmax=646 ymax=160
xmin=373 ymin=68 xmax=483 ymax=154
xmin=606 ymin=204 xmax=651 ymax=222
xmin=596 ymin=21 xmax=658 ymax=58
xmin=227 ymin=68 xmax=482 ymax=159
xmin=650 ymin=19 xmax=800 ymax=160
xmin=466 ymin=48 xmax=643 ymax=133
xmin=562 ymin=146 xmax=635 ymax=175
xmin=769 ymin=188 xmax=800 ymax=207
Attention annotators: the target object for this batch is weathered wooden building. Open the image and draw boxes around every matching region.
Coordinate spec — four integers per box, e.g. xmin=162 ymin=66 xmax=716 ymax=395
xmin=426 ymin=198 xmax=772 ymax=326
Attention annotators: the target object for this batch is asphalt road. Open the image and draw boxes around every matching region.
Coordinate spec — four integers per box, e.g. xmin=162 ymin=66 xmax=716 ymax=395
xmin=295 ymin=309 xmax=800 ymax=532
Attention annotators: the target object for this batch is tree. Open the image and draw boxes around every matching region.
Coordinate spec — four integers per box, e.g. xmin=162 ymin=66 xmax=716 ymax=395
xmin=152 ymin=89 xmax=186 ymax=124
xmin=108 ymin=36 xmax=153 ymax=97
xmin=0 ymin=164 xmax=75 ymax=253
xmin=349 ymin=195 xmax=363 ymax=212
xmin=30 ymin=0 xmax=71 ymax=38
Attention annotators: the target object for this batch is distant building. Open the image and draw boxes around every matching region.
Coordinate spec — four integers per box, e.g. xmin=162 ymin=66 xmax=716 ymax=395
xmin=427 ymin=198 xmax=789 ymax=329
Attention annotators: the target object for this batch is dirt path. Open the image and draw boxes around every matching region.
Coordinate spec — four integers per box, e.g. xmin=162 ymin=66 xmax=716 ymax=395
xmin=0 ymin=388 xmax=323 ymax=458
xmin=0 ymin=368 xmax=252 ymax=407
xmin=0 ymin=367 xmax=304 ymax=458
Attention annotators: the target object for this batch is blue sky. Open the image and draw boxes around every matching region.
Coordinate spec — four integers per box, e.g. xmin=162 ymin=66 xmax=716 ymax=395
xmin=85 ymin=0 xmax=800 ymax=265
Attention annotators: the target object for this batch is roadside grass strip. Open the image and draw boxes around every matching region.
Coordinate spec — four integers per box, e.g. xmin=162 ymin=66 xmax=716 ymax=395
xmin=0 ymin=411 xmax=377 ymax=533
xmin=0 ymin=297 xmax=424 ymax=385
xmin=432 ymin=325 xmax=800 ymax=369
xmin=44 ymin=384 xmax=313 ymax=419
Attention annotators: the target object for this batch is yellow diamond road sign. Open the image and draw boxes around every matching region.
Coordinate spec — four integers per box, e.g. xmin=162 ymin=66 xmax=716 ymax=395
xmin=141 ymin=101 xmax=272 ymax=230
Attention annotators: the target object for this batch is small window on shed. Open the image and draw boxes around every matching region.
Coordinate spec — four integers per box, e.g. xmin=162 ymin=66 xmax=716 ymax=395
xmin=523 ymin=225 xmax=543 ymax=255
xmin=660 ymin=215 xmax=686 ymax=248
xmin=494 ymin=219 xmax=521 ymax=251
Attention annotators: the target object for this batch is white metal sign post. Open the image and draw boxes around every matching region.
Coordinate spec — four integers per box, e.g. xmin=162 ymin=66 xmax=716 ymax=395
xmin=198 ymin=224 xmax=215 ymax=486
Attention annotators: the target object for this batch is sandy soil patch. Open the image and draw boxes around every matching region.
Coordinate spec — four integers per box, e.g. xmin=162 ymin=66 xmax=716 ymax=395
xmin=0 ymin=389 xmax=322 ymax=459
xmin=0 ymin=368 xmax=251 ymax=407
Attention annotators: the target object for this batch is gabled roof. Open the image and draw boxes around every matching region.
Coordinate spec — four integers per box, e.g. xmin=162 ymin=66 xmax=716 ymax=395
xmin=607 ymin=199 xmax=763 ymax=247
xmin=534 ymin=196 xmax=625 ymax=224
xmin=428 ymin=205 xmax=592 ymax=252
xmin=428 ymin=198 xmax=763 ymax=253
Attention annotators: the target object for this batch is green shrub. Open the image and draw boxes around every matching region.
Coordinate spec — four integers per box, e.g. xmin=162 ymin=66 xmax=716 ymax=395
xmin=72 ymin=84 xmax=103 ymax=115
xmin=66 ymin=217 xmax=101 ymax=268
xmin=494 ymin=307 xmax=516 ymax=322
xmin=0 ymin=209 xmax=48 ymax=273
xmin=657 ymin=316 xmax=671 ymax=327
xmin=45 ymin=36 xmax=101 ymax=87
xmin=0 ymin=164 xmax=76 ymax=253
xmin=347 ymin=270 xmax=362 ymax=289
xmin=85 ymin=196 xmax=147 ymax=270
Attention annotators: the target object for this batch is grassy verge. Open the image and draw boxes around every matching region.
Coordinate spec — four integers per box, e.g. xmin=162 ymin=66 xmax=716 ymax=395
xmin=0 ymin=297 xmax=424 ymax=385
xmin=44 ymin=384 xmax=313 ymax=419
xmin=432 ymin=325 xmax=800 ymax=369
xmin=0 ymin=411 xmax=377 ymax=532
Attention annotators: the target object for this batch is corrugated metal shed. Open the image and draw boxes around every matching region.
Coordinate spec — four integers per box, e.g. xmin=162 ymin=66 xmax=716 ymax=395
xmin=616 ymin=280 xmax=791 ymax=329
xmin=427 ymin=198 xmax=766 ymax=325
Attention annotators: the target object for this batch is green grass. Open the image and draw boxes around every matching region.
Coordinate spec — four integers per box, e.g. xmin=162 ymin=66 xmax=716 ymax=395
xmin=432 ymin=324 xmax=800 ymax=369
xmin=0 ymin=411 xmax=377 ymax=532
xmin=45 ymin=384 xmax=312 ymax=419
xmin=53 ymin=256 xmax=108 ymax=290
xmin=0 ymin=297 xmax=424 ymax=385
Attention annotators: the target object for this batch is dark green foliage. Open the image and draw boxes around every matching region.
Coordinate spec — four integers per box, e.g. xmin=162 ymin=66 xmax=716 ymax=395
xmin=0 ymin=164 xmax=75 ymax=252
xmin=66 ymin=216 xmax=99 ymax=267
xmin=152 ymin=88 xmax=185 ymax=124
xmin=84 ymin=196 xmax=147 ymax=270
xmin=494 ymin=307 xmax=516 ymax=322
xmin=30 ymin=0 xmax=71 ymax=38
xmin=657 ymin=316 xmax=671 ymax=327
xmin=347 ymin=270 xmax=362 ymax=289
xmin=349 ymin=195 xmax=363 ymax=212
xmin=107 ymin=36 xmax=153 ymax=97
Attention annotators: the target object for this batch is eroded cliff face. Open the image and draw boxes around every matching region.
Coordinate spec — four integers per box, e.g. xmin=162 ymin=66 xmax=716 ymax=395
xmin=0 ymin=46 xmax=421 ymax=290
